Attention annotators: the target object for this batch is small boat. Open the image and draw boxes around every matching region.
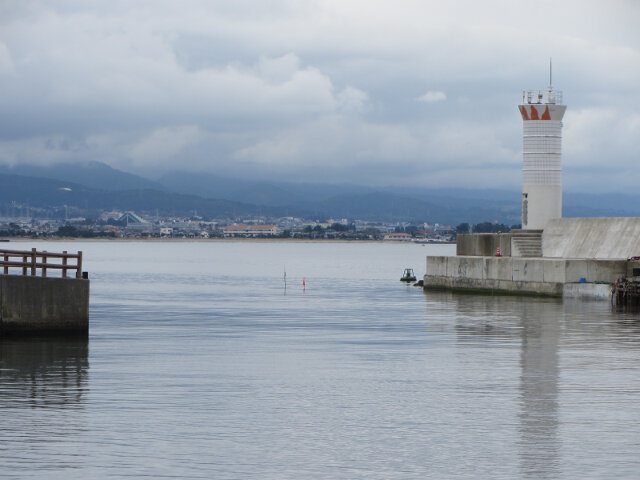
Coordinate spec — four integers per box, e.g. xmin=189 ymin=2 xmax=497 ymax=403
xmin=400 ymin=268 xmax=416 ymax=282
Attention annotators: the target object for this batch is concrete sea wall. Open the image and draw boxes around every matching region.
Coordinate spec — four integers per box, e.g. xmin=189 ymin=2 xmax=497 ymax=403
xmin=456 ymin=233 xmax=512 ymax=257
xmin=563 ymin=283 xmax=612 ymax=301
xmin=544 ymin=218 xmax=640 ymax=259
xmin=424 ymin=256 xmax=625 ymax=297
xmin=0 ymin=275 xmax=89 ymax=335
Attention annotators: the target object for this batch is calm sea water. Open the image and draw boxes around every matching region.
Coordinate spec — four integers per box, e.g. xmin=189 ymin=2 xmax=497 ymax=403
xmin=1 ymin=240 xmax=640 ymax=479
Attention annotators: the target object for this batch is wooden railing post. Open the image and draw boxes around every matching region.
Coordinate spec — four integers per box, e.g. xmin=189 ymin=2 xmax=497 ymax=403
xmin=31 ymin=248 xmax=37 ymax=276
xmin=62 ymin=251 xmax=68 ymax=278
xmin=3 ymin=254 xmax=7 ymax=275
xmin=76 ymin=251 xmax=83 ymax=279
xmin=22 ymin=256 xmax=27 ymax=276
xmin=42 ymin=250 xmax=47 ymax=278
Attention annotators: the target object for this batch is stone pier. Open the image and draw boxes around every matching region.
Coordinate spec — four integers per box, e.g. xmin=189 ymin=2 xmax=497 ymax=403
xmin=0 ymin=248 xmax=89 ymax=335
xmin=425 ymin=218 xmax=640 ymax=299
xmin=0 ymin=275 xmax=89 ymax=335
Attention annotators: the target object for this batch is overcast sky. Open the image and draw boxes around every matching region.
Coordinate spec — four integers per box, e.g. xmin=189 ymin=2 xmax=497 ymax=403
xmin=0 ymin=0 xmax=638 ymax=192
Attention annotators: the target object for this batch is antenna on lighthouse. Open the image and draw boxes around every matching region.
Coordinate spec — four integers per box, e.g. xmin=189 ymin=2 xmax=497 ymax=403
xmin=549 ymin=57 xmax=553 ymax=89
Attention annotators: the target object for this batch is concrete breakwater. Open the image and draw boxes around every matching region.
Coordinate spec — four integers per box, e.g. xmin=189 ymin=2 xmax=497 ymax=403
xmin=424 ymin=255 xmax=623 ymax=297
xmin=0 ymin=249 xmax=89 ymax=335
xmin=424 ymin=218 xmax=640 ymax=300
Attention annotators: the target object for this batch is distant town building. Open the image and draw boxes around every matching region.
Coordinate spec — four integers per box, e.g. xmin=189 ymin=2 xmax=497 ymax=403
xmin=100 ymin=211 xmax=123 ymax=221
xmin=117 ymin=211 xmax=148 ymax=225
xmin=117 ymin=211 xmax=151 ymax=234
xmin=383 ymin=232 xmax=412 ymax=241
xmin=434 ymin=224 xmax=454 ymax=233
xmin=223 ymin=224 xmax=280 ymax=237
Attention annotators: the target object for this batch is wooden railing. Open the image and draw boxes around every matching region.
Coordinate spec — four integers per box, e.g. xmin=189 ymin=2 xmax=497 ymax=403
xmin=0 ymin=248 xmax=83 ymax=279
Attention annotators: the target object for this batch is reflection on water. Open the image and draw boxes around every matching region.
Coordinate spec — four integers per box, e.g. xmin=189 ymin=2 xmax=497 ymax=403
xmin=0 ymin=337 xmax=88 ymax=408
xmin=517 ymin=302 xmax=560 ymax=479
xmin=445 ymin=294 xmax=561 ymax=477
xmin=439 ymin=292 xmax=640 ymax=479
xmin=1 ymin=241 xmax=640 ymax=478
xmin=0 ymin=337 xmax=89 ymax=474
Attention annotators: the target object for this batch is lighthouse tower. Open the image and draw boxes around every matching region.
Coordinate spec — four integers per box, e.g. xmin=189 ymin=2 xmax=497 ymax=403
xmin=518 ymin=70 xmax=566 ymax=230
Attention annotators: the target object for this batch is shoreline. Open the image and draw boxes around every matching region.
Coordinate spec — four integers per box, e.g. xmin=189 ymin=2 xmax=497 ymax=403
xmin=0 ymin=237 xmax=455 ymax=244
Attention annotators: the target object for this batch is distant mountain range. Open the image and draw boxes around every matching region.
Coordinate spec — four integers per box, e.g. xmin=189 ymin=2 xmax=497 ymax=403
xmin=0 ymin=172 xmax=272 ymax=220
xmin=0 ymin=161 xmax=638 ymax=224
xmin=1 ymin=161 xmax=165 ymax=192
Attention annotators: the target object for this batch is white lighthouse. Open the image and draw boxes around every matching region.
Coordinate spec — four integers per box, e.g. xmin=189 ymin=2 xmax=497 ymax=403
xmin=518 ymin=71 xmax=566 ymax=230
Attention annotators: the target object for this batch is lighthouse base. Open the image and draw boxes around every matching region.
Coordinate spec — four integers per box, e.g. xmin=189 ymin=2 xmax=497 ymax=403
xmin=522 ymin=184 xmax=562 ymax=230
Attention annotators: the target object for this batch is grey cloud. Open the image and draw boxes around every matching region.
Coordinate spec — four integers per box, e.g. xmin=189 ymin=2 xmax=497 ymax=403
xmin=0 ymin=0 xmax=638 ymax=192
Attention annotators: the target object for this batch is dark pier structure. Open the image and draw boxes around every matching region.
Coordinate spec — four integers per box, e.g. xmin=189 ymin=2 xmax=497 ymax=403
xmin=611 ymin=276 xmax=640 ymax=309
xmin=0 ymin=248 xmax=89 ymax=335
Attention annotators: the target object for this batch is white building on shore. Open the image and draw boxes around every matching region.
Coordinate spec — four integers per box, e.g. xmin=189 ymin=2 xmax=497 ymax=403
xmin=223 ymin=225 xmax=280 ymax=237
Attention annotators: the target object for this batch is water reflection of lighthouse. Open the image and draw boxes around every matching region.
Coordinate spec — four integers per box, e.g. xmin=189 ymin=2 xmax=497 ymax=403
xmin=449 ymin=294 xmax=561 ymax=477
xmin=517 ymin=302 xmax=560 ymax=478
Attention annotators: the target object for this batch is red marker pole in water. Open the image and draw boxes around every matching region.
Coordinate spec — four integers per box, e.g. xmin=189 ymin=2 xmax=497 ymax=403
xmin=302 ymin=278 xmax=306 ymax=289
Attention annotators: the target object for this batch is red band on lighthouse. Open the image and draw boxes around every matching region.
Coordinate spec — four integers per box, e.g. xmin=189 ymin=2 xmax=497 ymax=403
xmin=541 ymin=105 xmax=551 ymax=120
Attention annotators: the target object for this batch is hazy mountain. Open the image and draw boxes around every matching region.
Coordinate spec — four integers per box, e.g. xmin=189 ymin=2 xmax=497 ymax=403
xmin=304 ymin=192 xmax=511 ymax=225
xmin=0 ymin=174 xmax=94 ymax=207
xmin=156 ymin=171 xmax=374 ymax=206
xmin=563 ymin=192 xmax=640 ymax=216
xmin=155 ymin=172 xmax=525 ymax=223
xmin=0 ymin=161 xmax=164 ymax=191
xmin=3 ymin=161 xmax=640 ymax=224
xmin=0 ymin=173 xmax=280 ymax=219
